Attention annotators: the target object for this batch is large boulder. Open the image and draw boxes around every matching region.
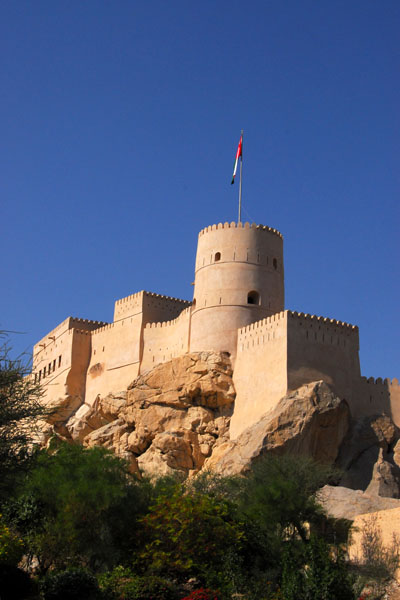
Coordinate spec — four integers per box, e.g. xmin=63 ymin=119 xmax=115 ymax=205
xmin=318 ymin=485 xmax=400 ymax=520
xmin=61 ymin=352 xmax=236 ymax=478
xmin=205 ymin=381 xmax=350 ymax=475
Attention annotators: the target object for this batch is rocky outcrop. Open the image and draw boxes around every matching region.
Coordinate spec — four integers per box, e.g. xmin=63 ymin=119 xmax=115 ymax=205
xmin=38 ymin=353 xmax=400 ymax=508
xmin=337 ymin=414 xmax=400 ymax=497
xmin=204 ymin=381 xmax=350 ymax=475
xmin=41 ymin=352 xmax=235 ymax=478
xmin=318 ymin=485 xmax=400 ymax=520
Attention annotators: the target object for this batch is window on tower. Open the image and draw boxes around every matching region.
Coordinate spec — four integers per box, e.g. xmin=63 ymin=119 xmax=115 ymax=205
xmin=247 ymin=291 xmax=260 ymax=305
xmin=214 ymin=252 xmax=221 ymax=262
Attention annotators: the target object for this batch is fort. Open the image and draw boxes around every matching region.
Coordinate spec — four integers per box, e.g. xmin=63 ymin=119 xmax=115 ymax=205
xmin=32 ymin=221 xmax=399 ymax=438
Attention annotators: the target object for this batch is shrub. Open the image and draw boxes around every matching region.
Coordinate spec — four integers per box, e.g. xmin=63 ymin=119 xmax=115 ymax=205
xmin=98 ymin=568 xmax=179 ymax=600
xmin=119 ymin=575 xmax=179 ymax=600
xmin=0 ymin=513 xmax=24 ymax=566
xmin=40 ymin=567 xmax=100 ymax=600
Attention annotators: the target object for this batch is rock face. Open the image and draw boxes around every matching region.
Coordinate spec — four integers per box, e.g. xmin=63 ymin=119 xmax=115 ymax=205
xmin=39 ymin=352 xmax=400 ymax=511
xmin=337 ymin=414 xmax=400 ymax=498
xmin=318 ymin=485 xmax=400 ymax=520
xmin=42 ymin=352 xmax=235 ymax=478
xmin=204 ymin=381 xmax=350 ymax=475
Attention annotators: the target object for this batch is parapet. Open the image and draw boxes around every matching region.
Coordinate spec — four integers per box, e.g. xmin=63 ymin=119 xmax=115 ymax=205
xmin=34 ymin=316 xmax=108 ymax=350
xmin=360 ymin=376 xmax=400 ymax=387
xmin=287 ymin=310 xmax=358 ymax=331
xmin=198 ymin=222 xmax=283 ymax=239
xmin=145 ymin=306 xmax=191 ymax=329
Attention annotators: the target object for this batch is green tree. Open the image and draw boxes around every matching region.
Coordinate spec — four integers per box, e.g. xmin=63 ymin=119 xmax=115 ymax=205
xmin=138 ymin=484 xmax=244 ymax=592
xmin=240 ymin=455 xmax=335 ymax=544
xmin=13 ymin=443 xmax=147 ymax=572
xmin=0 ymin=336 xmax=45 ymax=503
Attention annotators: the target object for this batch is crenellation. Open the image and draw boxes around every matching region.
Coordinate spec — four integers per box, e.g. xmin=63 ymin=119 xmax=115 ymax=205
xmin=198 ymin=221 xmax=283 ymax=239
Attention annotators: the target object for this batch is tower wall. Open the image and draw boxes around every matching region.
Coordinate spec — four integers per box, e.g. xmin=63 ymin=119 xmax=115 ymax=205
xmin=231 ymin=310 xmax=361 ymax=439
xmin=231 ymin=312 xmax=288 ymax=439
xmin=286 ymin=311 xmax=360 ymax=402
xmin=189 ymin=222 xmax=284 ymax=362
xmin=33 ymin=317 xmax=106 ymax=405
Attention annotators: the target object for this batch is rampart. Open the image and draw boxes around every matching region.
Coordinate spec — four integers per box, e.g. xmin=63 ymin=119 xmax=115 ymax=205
xmin=231 ymin=312 xmax=288 ymax=438
xmin=286 ymin=310 xmax=360 ymax=402
xmin=141 ymin=306 xmax=191 ymax=371
xmin=353 ymin=376 xmax=400 ymax=426
xmin=230 ymin=310 xmax=361 ymax=439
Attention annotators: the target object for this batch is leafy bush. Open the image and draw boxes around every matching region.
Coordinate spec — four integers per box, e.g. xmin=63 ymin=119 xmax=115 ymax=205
xmin=40 ymin=568 xmax=100 ymax=600
xmin=98 ymin=568 xmax=179 ymax=600
xmin=0 ymin=564 xmax=35 ymax=600
xmin=281 ymin=536 xmax=355 ymax=600
xmin=138 ymin=485 xmax=243 ymax=586
xmin=0 ymin=513 xmax=24 ymax=566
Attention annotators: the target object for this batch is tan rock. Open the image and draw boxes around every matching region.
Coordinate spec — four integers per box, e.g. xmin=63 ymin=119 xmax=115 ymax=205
xmin=45 ymin=394 xmax=83 ymax=426
xmin=318 ymin=485 xmax=400 ymax=520
xmin=207 ymin=381 xmax=349 ymax=474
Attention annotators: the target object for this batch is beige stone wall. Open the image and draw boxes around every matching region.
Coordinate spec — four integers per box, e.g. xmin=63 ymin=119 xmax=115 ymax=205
xmin=141 ymin=307 xmax=191 ymax=372
xmin=85 ymin=316 xmax=143 ymax=405
xmin=85 ymin=292 xmax=191 ymax=404
xmin=190 ymin=222 xmax=284 ymax=361
xmin=353 ymin=376 xmax=400 ymax=427
xmin=286 ymin=311 xmax=360 ymax=403
xmin=33 ymin=317 xmax=106 ymax=404
xmin=230 ymin=312 xmax=288 ymax=439
xmin=231 ymin=310 xmax=361 ymax=439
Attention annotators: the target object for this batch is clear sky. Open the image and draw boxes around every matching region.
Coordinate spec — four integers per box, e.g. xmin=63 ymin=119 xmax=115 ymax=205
xmin=1 ymin=1 xmax=399 ymax=380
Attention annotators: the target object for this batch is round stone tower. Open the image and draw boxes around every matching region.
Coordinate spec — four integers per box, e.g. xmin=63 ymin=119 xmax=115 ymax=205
xmin=189 ymin=221 xmax=284 ymax=362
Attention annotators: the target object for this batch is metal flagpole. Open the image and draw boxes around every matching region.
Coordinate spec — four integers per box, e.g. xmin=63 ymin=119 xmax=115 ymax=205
xmin=238 ymin=130 xmax=243 ymax=223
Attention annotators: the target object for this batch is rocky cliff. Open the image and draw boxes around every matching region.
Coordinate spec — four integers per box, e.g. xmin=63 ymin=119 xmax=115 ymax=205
xmin=38 ymin=351 xmax=400 ymax=505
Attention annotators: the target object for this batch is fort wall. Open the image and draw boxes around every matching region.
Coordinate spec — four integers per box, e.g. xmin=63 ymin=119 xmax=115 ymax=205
xmin=85 ymin=314 xmax=143 ymax=405
xmin=141 ymin=307 xmax=191 ymax=371
xmin=85 ymin=292 xmax=191 ymax=404
xmin=230 ymin=310 xmax=361 ymax=439
xmin=352 ymin=376 xmax=400 ymax=426
xmin=230 ymin=312 xmax=288 ymax=439
xmin=33 ymin=318 xmax=107 ymax=404
xmin=286 ymin=311 xmax=360 ymax=402
xmin=190 ymin=222 xmax=284 ymax=361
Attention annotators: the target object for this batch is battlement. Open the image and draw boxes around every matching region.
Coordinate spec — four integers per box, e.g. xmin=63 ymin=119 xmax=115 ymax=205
xmin=145 ymin=306 xmax=191 ymax=329
xmin=287 ymin=311 xmax=358 ymax=331
xmin=114 ymin=291 xmax=144 ymax=306
xmin=67 ymin=328 xmax=91 ymax=336
xmin=143 ymin=291 xmax=191 ymax=304
xmin=360 ymin=376 xmax=399 ymax=387
xmin=91 ymin=323 xmax=116 ymax=335
xmin=198 ymin=221 xmax=283 ymax=239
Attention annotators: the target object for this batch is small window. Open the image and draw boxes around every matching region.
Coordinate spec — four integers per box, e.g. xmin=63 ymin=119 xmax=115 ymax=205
xmin=214 ymin=252 xmax=221 ymax=262
xmin=273 ymin=258 xmax=278 ymax=270
xmin=192 ymin=298 xmax=196 ymax=308
xmin=58 ymin=355 xmax=62 ymax=367
xmin=247 ymin=291 xmax=260 ymax=305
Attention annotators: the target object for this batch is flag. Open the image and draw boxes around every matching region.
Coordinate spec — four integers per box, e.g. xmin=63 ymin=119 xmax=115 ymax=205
xmin=231 ymin=134 xmax=243 ymax=184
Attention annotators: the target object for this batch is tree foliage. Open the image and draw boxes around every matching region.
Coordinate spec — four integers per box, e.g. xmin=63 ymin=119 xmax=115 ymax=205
xmin=0 ymin=336 xmax=46 ymax=502
xmin=12 ymin=443 xmax=148 ymax=572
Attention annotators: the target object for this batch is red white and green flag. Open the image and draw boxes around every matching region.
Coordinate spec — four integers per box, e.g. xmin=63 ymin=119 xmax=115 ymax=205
xmin=231 ymin=134 xmax=243 ymax=184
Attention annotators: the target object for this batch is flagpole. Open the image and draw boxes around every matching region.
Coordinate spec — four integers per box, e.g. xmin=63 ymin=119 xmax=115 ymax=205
xmin=238 ymin=129 xmax=243 ymax=223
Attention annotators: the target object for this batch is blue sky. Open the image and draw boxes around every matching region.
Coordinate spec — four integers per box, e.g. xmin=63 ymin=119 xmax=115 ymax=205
xmin=1 ymin=0 xmax=399 ymax=379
